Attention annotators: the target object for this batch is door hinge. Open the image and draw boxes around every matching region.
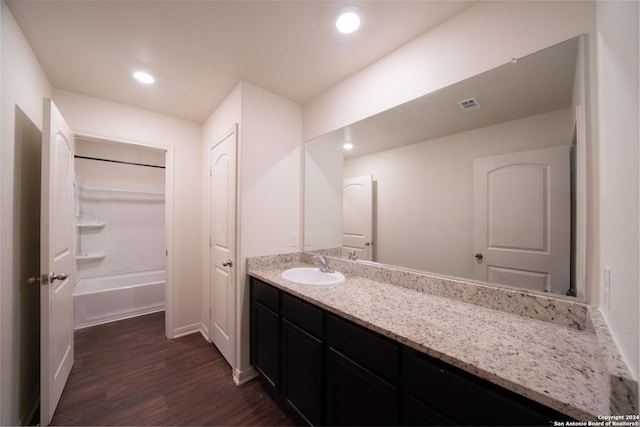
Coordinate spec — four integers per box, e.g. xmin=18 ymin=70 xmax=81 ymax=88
xmin=209 ymin=306 xmax=212 ymax=318
xmin=209 ymin=236 xmax=212 ymax=248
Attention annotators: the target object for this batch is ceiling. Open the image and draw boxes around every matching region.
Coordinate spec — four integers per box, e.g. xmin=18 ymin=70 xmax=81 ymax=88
xmin=6 ymin=0 xmax=474 ymax=123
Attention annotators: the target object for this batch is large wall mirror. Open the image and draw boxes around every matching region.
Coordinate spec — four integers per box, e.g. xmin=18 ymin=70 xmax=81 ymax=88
xmin=304 ymin=35 xmax=586 ymax=300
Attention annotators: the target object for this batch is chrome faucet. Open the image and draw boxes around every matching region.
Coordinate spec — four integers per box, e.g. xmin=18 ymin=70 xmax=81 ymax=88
xmin=314 ymin=255 xmax=335 ymax=273
xmin=348 ymin=250 xmax=358 ymax=260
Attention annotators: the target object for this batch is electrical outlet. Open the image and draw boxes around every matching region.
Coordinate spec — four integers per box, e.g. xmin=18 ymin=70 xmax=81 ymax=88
xmin=603 ymin=266 xmax=611 ymax=310
xmin=290 ymin=233 xmax=299 ymax=247
xmin=304 ymin=231 xmax=312 ymax=246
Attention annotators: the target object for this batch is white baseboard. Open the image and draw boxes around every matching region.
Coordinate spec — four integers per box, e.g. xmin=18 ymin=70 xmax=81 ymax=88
xmin=199 ymin=323 xmax=211 ymax=342
xmin=173 ymin=322 xmax=204 ymax=338
xmin=233 ymin=366 xmax=258 ymax=385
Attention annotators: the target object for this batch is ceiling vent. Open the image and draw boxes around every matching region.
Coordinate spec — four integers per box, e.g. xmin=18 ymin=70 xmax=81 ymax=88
xmin=457 ymin=97 xmax=481 ymax=111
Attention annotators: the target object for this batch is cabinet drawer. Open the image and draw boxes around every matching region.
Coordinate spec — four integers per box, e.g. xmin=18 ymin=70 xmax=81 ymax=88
xmin=251 ymin=277 xmax=279 ymax=312
xmin=327 ymin=347 xmax=399 ymax=426
xmin=282 ymin=293 xmax=323 ymax=338
xmin=403 ymin=350 xmax=569 ymax=426
xmin=327 ymin=314 xmax=399 ymax=383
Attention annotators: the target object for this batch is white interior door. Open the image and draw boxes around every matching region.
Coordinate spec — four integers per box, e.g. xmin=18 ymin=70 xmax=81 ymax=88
xmin=472 ymin=145 xmax=570 ymax=294
xmin=342 ymin=175 xmax=373 ymax=261
xmin=209 ymin=125 xmax=237 ymax=366
xmin=40 ymin=99 xmax=75 ymax=425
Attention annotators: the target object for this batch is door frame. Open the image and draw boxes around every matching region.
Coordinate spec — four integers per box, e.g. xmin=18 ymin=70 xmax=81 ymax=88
xmin=73 ymin=133 xmax=175 ymax=338
xmin=207 ymin=124 xmax=238 ymax=367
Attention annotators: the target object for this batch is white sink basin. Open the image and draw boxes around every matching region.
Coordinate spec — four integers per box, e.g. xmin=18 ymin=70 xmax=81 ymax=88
xmin=281 ymin=267 xmax=345 ymax=286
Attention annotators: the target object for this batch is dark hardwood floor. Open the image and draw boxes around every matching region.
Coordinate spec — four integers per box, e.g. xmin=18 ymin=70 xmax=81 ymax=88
xmin=51 ymin=311 xmax=297 ymax=426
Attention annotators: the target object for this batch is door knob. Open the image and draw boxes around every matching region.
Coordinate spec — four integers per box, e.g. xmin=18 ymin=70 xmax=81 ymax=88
xmin=222 ymin=260 xmax=233 ymax=267
xmin=28 ymin=272 xmax=67 ymax=285
xmin=474 ymin=253 xmax=483 ymax=260
xmin=49 ymin=272 xmax=68 ymax=282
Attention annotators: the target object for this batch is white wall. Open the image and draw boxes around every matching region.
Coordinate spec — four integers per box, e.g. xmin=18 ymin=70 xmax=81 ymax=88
xmin=52 ymin=89 xmax=203 ymax=337
xmin=304 ymin=134 xmax=343 ymax=251
xmin=201 ymin=81 xmax=302 ymax=380
xmin=236 ymin=82 xmax=302 ymax=378
xmin=595 ymin=0 xmax=639 ymax=380
xmin=0 ymin=2 xmax=53 ymax=424
xmin=344 ymin=109 xmax=573 ymax=277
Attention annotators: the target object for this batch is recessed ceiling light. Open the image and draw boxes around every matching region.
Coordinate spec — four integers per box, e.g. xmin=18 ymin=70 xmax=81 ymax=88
xmin=343 ymin=142 xmax=354 ymax=150
xmin=133 ymin=71 xmax=155 ymax=84
xmin=336 ymin=6 xmax=364 ymax=34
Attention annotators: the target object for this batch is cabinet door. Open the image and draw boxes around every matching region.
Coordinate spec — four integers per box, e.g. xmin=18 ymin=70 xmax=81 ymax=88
xmin=326 ymin=348 xmax=399 ymax=426
xmin=252 ymin=301 xmax=280 ymax=392
xmin=403 ymin=395 xmax=455 ymax=426
xmin=282 ymin=319 xmax=323 ymax=425
xmin=403 ymin=349 xmax=569 ymax=426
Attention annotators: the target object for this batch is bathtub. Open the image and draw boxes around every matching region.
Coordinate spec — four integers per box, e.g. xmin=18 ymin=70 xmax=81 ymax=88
xmin=74 ymin=269 xmax=165 ymax=329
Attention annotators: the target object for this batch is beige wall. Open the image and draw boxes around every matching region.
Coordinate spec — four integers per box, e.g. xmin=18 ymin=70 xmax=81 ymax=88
xmin=0 ymin=2 xmax=53 ymax=424
xmin=52 ymin=89 xmax=203 ymax=338
xmin=595 ymin=0 xmax=639 ymax=380
xmin=202 ymin=81 xmax=302 ymax=380
xmin=344 ymin=109 xmax=573 ymax=278
xmin=237 ymin=82 xmax=302 ymax=378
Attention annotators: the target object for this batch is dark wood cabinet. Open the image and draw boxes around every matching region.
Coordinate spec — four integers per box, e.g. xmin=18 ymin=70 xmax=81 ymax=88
xmin=249 ymin=276 xmax=573 ymax=427
xmin=325 ymin=313 xmax=400 ymax=425
xmin=281 ymin=294 xmax=324 ymax=425
xmin=250 ymin=279 xmax=280 ymax=392
xmin=402 ymin=348 xmax=572 ymax=426
xmin=326 ymin=347 xmax=399 ymax=425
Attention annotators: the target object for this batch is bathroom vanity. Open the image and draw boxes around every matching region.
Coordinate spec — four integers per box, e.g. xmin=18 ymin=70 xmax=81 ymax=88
xmin=248 ymin=253 xmax=637 ymax=426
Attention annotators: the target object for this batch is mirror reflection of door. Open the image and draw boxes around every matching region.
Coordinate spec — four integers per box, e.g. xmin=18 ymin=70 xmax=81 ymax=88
xmin=342 ymin=175 xmax=373 ymax=261
xmin=472 ymin=145 xmax=571 ymax=294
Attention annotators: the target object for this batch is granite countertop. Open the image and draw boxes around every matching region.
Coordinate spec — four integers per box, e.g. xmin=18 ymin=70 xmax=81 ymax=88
xmin=249 ymin=262 xmax=610 ymax=422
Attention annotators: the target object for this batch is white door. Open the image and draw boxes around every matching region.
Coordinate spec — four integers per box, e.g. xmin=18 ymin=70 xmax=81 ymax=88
xmin=40 ymin=99 xmax=75 ymax=425
xmin=342 ymin=175 xmax=373 ymax=261
xmin=209 ymin=125 xmax=237 ymax=366
xmin=472 ymin=145 xmax=570 ymax=294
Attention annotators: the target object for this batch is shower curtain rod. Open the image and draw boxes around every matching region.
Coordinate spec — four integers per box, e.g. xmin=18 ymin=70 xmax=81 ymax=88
xmin=74 ymin=155 xmax=165 ymax=169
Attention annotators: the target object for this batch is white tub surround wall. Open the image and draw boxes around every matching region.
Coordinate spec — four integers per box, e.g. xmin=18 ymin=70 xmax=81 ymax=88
xmin=247 ymin=253 xmax=638 ymax=420
xmin=74 ymin=270 xmax=165 ymax=329
xmin=74 ymin=142 xmax=165 ymax=277
xmin=73 ymin=131 xmax=166 ymax=329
